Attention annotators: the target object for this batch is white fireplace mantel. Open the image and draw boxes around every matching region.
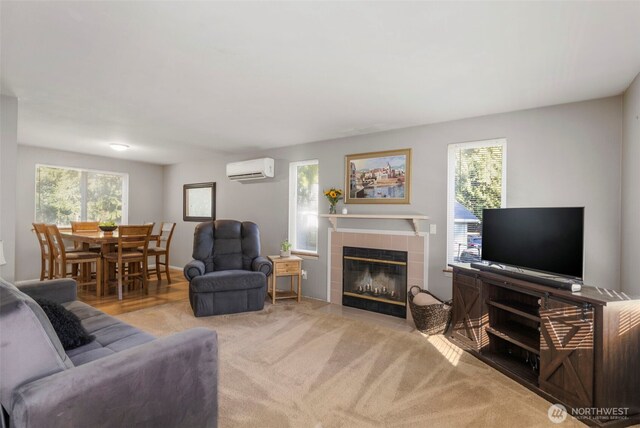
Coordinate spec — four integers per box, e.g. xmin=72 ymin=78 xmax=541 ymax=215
xmin=319 ymin=213 xmax=429 ymax=235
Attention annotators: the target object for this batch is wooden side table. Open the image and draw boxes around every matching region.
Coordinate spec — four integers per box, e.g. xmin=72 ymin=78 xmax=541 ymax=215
xmin=267 ymin=255 xmax=302 ymax=304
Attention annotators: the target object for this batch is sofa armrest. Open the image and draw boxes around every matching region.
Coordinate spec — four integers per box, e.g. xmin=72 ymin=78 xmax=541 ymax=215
xmin=252 ymin=256 xmax=272 ymax=277
xmin=184 ymin=260 xmax=206 ymax=281
xmin=11 ymin=328 xmax=218 ymax=428
xmin=15 ymin=279 xmax=77 ymax=304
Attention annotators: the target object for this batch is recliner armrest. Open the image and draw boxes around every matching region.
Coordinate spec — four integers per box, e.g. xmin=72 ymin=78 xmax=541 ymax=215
xmin=251 ymin=256 xmax=272 ymax=277
xmin=11 ymin=328 xmax=218 ymax=428
xmin=184 ymin=260 xmax=206 ymax=281
xmin=15 ymin=279 xmax=77 ymax=304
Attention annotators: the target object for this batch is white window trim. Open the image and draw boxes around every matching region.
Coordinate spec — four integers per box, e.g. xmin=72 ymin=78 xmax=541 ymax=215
xmin=446 ymin=138 xmax=507 ymax=267
xmin=35 ymin=163 xmax=129 ymax=225
xmin=288 ymin=159 xmax=319 ymax=255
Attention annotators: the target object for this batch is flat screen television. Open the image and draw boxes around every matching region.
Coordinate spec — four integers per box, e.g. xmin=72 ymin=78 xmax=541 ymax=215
xmin=481 ymin=207 xmax=584 ymax=279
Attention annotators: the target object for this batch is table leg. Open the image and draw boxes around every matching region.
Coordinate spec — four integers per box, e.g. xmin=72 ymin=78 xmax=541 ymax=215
xmin=84 ymin=262 xmax=90 ymax=283
xmin=297 ymin=270 xmax=302 ymax=302
xmin=117 ymin=260 xmax=123 ymax=301
xmin=96 ymin=259 xmax=102 ymax=297
xmin=101 ymin=243 xmax=115 ymax=296
xmin=272 ymin=273 xmax=276 ymax=304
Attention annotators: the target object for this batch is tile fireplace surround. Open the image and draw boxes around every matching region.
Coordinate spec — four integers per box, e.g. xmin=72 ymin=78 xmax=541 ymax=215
xmin=327 ymin=229 xmax=429 ymax=322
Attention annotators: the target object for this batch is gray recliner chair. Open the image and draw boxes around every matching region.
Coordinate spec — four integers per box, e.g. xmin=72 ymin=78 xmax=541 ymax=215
xmin=184 ymin=220 xmax=272 ymax=317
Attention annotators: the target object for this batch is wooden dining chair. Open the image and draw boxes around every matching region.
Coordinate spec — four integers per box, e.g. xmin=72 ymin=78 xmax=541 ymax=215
xmin=103 ymin=224 xmax=152 ymax=300
xmin=147 ymin=222 xmax=176 ymax=284
xmin=46 ymin=224 xmax=102 ymax=296
xmin=71 ymin=221 xmax=101 ymax=251
xmin=71 ymin=221 xmax=100 ymax=232
xmin=33 ymin=223 xmax=54 ymax=281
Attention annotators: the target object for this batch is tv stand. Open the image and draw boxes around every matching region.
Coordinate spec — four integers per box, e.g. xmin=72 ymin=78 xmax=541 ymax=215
xmin=448 ymin=264 xmax=640 ymax=426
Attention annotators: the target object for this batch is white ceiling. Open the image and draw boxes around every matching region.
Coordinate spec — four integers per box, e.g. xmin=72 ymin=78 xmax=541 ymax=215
xmin=2 ymin=1 xmax=639 ymax=165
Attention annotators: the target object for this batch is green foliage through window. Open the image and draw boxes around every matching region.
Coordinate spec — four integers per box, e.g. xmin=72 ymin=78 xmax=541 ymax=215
xmin=87 ymin=172 xmax=123 ymax=223
xmin=36 ymin=166 xmax=125 ymax=225
xmin=290 ymin=161 xmax=319 ymax=253
xmin=455 ymin=145 xmax=504 ymax=221
xmin=448 ymin=140 xmax=506 ymax=264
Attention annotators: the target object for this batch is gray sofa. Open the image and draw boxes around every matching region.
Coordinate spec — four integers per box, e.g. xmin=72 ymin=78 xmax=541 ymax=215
xmin=184 ymin=220 xmax=272 ymax=317
xmin=0 ymin=278 xmax=218 ymax=428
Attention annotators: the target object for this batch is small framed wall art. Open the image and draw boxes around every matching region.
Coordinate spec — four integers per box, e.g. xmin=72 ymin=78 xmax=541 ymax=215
xmin=183 ymin=182 xmax=216 ymax=221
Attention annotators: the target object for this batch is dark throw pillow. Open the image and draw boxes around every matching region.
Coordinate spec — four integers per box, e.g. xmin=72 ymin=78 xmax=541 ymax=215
xmin=35 ymin=298 xmax=95 ymax=350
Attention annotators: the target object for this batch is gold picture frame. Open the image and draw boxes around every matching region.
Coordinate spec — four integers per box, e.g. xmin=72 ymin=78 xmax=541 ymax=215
xmin=345 ymin=148 xmax=411 ymax=204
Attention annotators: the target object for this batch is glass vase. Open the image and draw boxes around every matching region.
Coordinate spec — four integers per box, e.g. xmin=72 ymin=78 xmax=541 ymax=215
xmin=329 ymin=204 xmax=337 ymax=214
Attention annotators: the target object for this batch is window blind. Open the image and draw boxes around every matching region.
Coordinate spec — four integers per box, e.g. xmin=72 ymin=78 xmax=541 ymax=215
xmin=447 ymin=139 xmax=506 ymax=265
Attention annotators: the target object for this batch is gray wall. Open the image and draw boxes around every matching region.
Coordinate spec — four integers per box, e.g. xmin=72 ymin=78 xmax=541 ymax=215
xmin=165 ymin=96 xmax=624 ymax=300
xmin=622 ymin=72 xmax=640 ymax=295
xmin=15 ymin=145 xmax=165 ymax=280
xmin=0 ymin=94 xmax=18 ymax=281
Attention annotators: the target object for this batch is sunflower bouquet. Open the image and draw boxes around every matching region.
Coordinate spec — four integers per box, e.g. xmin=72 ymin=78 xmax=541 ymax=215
xmin=323 ymin=188 xmax=343 ymax=214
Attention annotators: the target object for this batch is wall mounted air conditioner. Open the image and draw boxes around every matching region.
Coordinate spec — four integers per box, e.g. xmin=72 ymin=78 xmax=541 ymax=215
xmin=226 ymin=157 xmax=275 ymax=181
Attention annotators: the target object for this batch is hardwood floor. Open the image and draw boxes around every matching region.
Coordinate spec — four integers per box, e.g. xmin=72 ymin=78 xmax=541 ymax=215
xmin=77 ymin=268 xmax=189 ymax=316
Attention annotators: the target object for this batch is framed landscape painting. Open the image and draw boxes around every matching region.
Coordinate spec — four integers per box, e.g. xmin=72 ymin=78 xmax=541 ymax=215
xmin=345 ymin=148 xmax=411 ymax=204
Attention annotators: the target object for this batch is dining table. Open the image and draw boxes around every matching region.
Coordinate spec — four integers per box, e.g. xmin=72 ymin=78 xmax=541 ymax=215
xmin=59 ymin=229 xmax=159 ymax=295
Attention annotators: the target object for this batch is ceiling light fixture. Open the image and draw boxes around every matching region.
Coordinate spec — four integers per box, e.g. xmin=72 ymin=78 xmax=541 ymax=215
xmin=110 ymin=143 xmax=130 ymax=151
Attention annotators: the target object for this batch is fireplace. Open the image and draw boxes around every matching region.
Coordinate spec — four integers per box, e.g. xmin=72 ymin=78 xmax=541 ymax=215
xmin=342 ymin=246 xmax=407 ymax=318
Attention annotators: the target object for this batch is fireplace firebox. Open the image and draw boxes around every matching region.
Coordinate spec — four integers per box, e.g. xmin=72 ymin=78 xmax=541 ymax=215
xmin=342 ymin=246 xmax=407 ymax=318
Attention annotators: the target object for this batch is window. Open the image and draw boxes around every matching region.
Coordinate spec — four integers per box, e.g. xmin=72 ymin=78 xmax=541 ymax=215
xmin=447 ymin=139 xmax=506 ymax=264
xmin=288 ymin=160 xmax=319 ymax=254
xmin=35 ymin=165 xmax=128 ymax=226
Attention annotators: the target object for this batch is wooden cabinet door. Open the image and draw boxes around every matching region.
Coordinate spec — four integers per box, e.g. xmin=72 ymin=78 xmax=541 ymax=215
xmin=539 ymin=297 xmax=594 ymax=408
xmin=450 ymin=272 xmax=485 ymax=350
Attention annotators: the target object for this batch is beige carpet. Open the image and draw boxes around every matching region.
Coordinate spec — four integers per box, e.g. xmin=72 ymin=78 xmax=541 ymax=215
xmin=116 ymin=300 xmax=582 ymax=427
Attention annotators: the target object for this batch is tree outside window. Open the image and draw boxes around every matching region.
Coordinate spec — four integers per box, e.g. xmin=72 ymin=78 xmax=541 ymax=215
xmin=448 ymin=140 xmax=506 ymax=264
xmin=289 ymin=160 xmax=319 ymax=254
xmin=35 ymin=165 xmax=127 ymax=225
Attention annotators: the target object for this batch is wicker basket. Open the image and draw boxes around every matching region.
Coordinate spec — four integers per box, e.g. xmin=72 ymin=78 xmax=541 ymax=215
xmin=408 ymin=286 xmax=452 ymax=335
